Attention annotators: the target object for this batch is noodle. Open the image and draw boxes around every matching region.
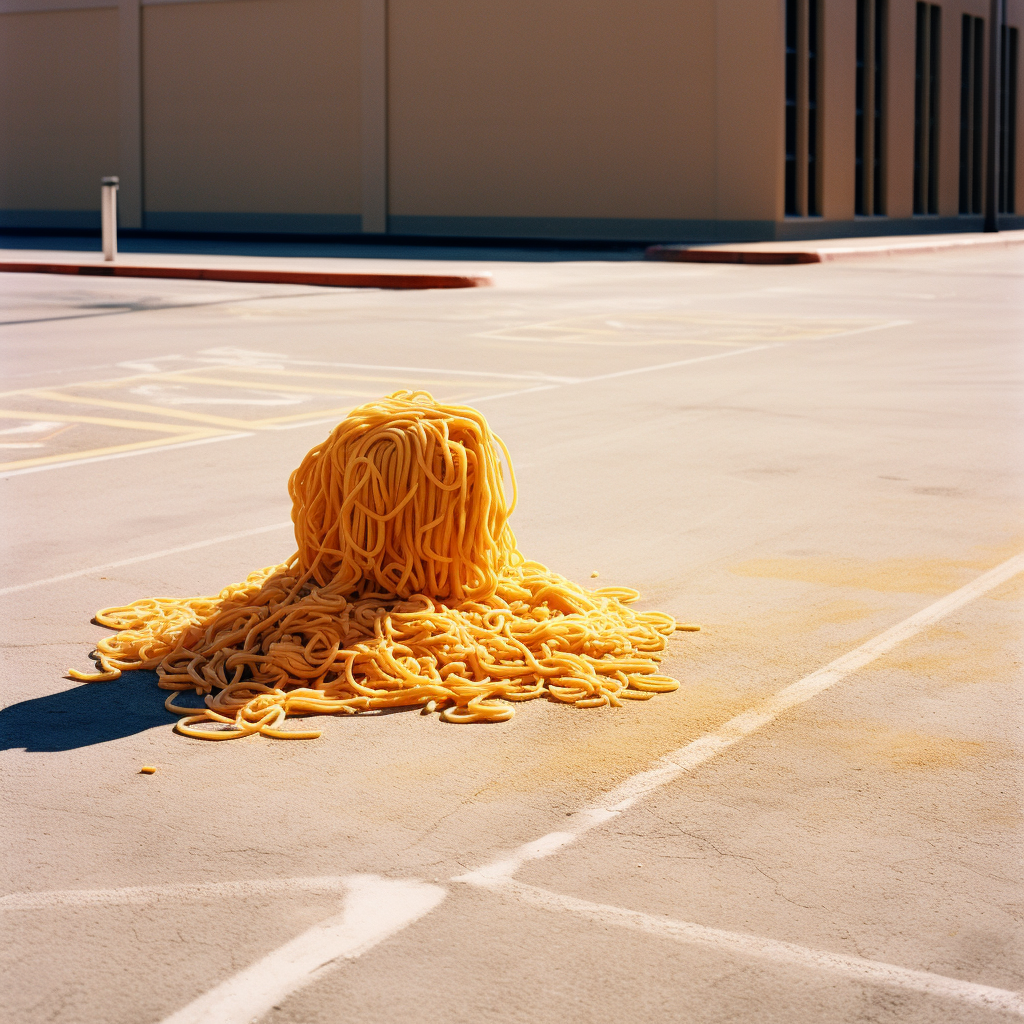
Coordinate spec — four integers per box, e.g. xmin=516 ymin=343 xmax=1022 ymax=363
xmin=70 ymin=391 xmax=693 ymax=739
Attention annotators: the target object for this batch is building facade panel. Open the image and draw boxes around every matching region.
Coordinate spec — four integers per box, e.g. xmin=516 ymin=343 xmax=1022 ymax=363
xmin=387 ymin=0 xmax=719 ymax=225
xmin=0 ymin=7 xmax=118 ymax=220
xmin=141 ymin=0 xmax=361 ymax=220
xmin=821 ymin=0 xmax=858 ymax=221
xmin=714 ymin=0 xmax=786 ymax=222
xmin=0 ymin=0 xmax=1020 ymax=237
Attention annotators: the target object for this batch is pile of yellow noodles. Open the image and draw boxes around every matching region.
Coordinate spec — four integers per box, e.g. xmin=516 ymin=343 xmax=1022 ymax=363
xmin=71 ymin=391 xmax=692 ymax=739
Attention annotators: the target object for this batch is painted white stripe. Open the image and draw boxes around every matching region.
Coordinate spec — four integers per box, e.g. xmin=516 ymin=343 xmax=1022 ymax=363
xmin=579 ymin=342 xmax=781 ymax=384
xmin=157 ymin=875 xmax=445 ymax=1024
xmin=3 ymin=322 xmax=909 ymax=468
xmin=0 ymin=431 xmax=253 ymax=479
xmin=807 ymin=318 xmax=912 ymax=339
xmin=0 ymin=521 xmax=292 ymax=597
xmin=269 ymin=415 xmax=365 ymax=431
xmin=7 ymin=555 xmax=1017 ymax=1018
xmin=413 ymin=346 xmax=784 ymax=406
xmin=0 ymin=875 xmax=350 ymax=909
xmin=464 ymin=383 xmax=565 ymax=403
xmin=492 ymin=880 xmax=1024 ymax=1017
xmin=458 ymin=551 xmax=1024 ymax=885
xmin=571 ymin=322 xmax=907 ymax=389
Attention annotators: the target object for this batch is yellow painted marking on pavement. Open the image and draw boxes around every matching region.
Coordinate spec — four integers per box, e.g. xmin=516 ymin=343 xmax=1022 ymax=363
xmin=156 ymin=373 xmax=384 ymax=399
xmin=0 ymin=375 xmax=149 ymax=400
xmin=244 ymin=406 xmax=356 ymax=427
xmin=217 ymin=364 xmax=533 ymax=390
xmin=0 ymin=408 xmax=199 ymax=433
xmin=0 ymin=430 xmax=229 ymax=472
xmin=479 ymin=312 xmax=884 ymax=347
xmin=26 ymin=390 xmax=257 ymax=429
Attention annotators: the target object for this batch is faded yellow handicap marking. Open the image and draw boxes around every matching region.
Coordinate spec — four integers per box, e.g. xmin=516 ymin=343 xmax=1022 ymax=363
xmin=0 ymin=406 xmax=229 ymax=473
xmin=477 ymin=311 xmax=888 ymax=346
xmin=0 ymin=348 xmax=550 ymax=471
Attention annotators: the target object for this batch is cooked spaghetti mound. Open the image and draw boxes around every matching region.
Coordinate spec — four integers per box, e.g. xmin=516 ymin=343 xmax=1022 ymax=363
xmin=71 ymin=391 xmax=689 ymax=739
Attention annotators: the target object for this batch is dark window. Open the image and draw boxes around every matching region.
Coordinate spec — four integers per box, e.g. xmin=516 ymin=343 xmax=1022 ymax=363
xmin=914 ymin=3 xmax=941 ymax=214
xmin=959 ymin=15 xmax=984 ymax=213
xmin=999 ymin=25 xmax=1019 ymax=214
xmin=784 ymin=0 xmax=822 ymax=217
xmin=856 ymin=0 xmax=886 ymax=215
xmin=872 ymin=0 xmax=885 ymax=209
xmin=807 ymin=0 xmax=820 ymax=215
xmin=785 ymin=0 xmax=799 ymax=215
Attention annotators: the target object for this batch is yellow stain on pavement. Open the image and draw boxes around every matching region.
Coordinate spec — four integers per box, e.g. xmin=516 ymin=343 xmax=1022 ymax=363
xmin=729 ymin=555 xmax=992 ymax=595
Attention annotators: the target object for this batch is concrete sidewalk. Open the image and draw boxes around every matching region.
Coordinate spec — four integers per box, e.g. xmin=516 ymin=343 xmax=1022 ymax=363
xmin=0 ymin=248 xmax=491 ymax=290
xmin=647 ymin=229 xmax=1024 ymax=264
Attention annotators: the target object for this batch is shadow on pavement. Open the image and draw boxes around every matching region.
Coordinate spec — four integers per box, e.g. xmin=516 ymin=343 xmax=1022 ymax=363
xmin=0 ymin=232 xmax=650 ymax=262
xmin=0 ymin=675 xmax=435 ymax=751
xmin=0 ymin=672 xmax=205 ymax=752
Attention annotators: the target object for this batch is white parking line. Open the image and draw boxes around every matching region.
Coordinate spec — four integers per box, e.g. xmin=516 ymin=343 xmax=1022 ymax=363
xmin=157 ymin=875 xmax=445 ymax=1024
xmin=0 ymin=522 xmax=292 ymax=597
xmin=489 ymin=880 xmax=1024 ymax=1017
xmin=0 ymin=340 xmax=799 ymax=476
xmin=456 ymin=344 xmax=782 ymax=404
xmin=7 ymin=554 xmax=1020 ymax=1021
xmin=0 ymin=875 xmax=352 ymax=909
xmin=458 ymin=550 xmax=1024 ymax=885
xmin=0 ymin=431 xmax=253 ymax=479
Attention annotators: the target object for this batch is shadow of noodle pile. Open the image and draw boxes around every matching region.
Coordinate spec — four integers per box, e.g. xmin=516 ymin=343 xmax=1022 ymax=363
xmin=70 ymin=391 xmax=695 ymax=739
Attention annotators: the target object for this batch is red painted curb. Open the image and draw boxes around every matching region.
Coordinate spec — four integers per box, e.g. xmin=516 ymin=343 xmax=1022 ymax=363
xmin=646 ymin=247 xmax=820 ymax=265
xmin=646 ymin=233 xmax=1024 ymax=265
xmin=0 ymin=261 xmax=492 ymax=290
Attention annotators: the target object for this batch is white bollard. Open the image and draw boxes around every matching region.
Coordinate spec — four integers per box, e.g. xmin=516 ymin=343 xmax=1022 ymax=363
xmin=101 ymin=176 xmax=119 ymax=261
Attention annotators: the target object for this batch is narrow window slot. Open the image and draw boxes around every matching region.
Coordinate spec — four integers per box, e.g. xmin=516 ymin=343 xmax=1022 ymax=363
xmin=856 ymin=0 xmax=867 ymax=214
xmin=785 ymin=0 xmax=799 ymax=215
xmin=959 ymin=15 xmax=984 ymax=214
xmin=872 ymin=0 xmax=886 ymax=212
xmin=807 ymin=0 xmax=821 ymax=215
xmin=999 ymin=25 xmax=1019 ymax=213
xmin=972 ymin=15 xmax=985 ymax=211
xmin=784 ymin=0 xmax=822 ymax=218
xmin=856 ymin=0 xmax=887 ymax=216
xmin=914 ymin=3 xmax=941 ymax=215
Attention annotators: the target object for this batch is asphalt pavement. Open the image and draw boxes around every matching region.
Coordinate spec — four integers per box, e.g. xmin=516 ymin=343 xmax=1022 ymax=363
xmin=1 ymin=242 xmax=1022 ymax=1024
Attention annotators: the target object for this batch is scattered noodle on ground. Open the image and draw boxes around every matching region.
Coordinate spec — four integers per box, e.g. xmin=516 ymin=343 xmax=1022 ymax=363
xmin=70 ymin=391 xmax=691 ymax=739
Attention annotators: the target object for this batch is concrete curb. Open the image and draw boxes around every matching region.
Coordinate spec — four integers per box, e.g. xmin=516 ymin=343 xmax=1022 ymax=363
xmin=645 ymin=229 xmax=1024 ymax=265
xmin=0 ymin=260 xmax=492 ymax=290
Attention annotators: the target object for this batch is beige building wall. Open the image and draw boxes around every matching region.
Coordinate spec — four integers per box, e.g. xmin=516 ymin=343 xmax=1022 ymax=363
xmin=708 ymin=0 xmax=784 ymax=222
xmin=142 ymin=0 xmax=361 ymax=224
xmin=387 ymin=0 xmax=723 ymax=226
xmin=885 ymin=0 xmax=917 ymax=219
xmin=0 ymin=7 xmax=119 ymax=216
xmin=0 ymin=0 xmax=1020 ymax=238
xmin=821 ymin=0 xmax=858 ymax=222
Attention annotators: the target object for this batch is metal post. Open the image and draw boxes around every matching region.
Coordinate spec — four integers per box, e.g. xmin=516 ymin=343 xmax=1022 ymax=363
xmin=101 ymin=176 xmax=119 ymax=260
xmin=984 ymin=0 xmax=1003 ymax=231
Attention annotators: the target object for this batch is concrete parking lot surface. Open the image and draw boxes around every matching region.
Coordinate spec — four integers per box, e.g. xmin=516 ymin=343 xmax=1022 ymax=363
xmin=1 ymin=244 xmax=1022 ymax=1023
